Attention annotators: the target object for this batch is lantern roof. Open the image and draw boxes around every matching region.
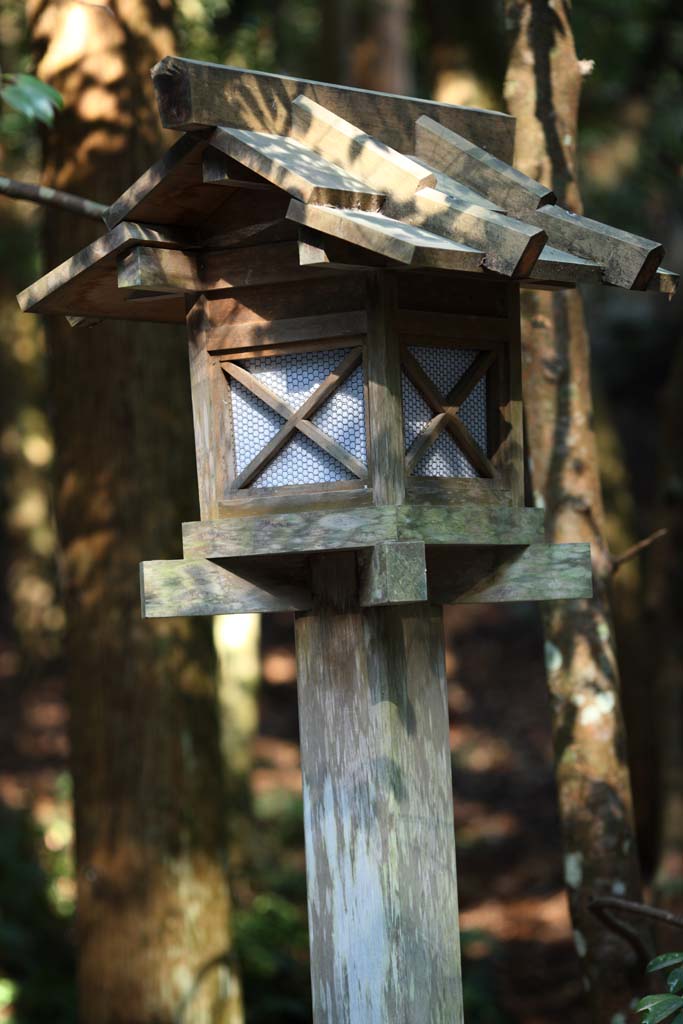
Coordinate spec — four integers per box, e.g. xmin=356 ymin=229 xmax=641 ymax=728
xmin=18 ymin=57 xmax=677 ymax=324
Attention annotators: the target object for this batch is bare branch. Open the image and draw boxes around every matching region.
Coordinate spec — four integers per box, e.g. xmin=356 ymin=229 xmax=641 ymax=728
xmin=590 ymin=896 xmax=683 ymax=932
xmin=610 ymin=528 xmax=668 ymax=575
xmin=0 ymin=175 xmax=107 ymax=220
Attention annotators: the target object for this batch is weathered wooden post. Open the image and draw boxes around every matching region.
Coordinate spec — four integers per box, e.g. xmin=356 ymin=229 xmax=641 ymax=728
xmin=19 ymin=58 xmax=676 ymax=1022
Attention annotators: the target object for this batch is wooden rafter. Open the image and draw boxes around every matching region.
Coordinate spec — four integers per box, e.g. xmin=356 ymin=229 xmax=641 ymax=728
xmin=402 ymin=347 xmax=497 ymax=479
xmin=222 ymin=347 xmax=366 ymax=488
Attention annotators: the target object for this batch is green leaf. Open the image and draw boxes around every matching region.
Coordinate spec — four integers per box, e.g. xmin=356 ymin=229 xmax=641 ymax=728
xmin=637 ymin=994 xmax=683 ymax=1024
xmin=668 ymin=970 xmax=683 ymax=995
xmin=649 ymin=953 xmax=683 ymax=974
xmin=1 ymin=74 xmax=63 ymax=125
xmin=13 ymin=73 xmax=63 ymax=107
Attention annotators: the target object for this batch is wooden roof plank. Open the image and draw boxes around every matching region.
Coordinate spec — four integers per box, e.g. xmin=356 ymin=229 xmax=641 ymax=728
xmin=290 ymin=94 xmax=436 ymax=198
xmin=286 ymin=199 xmax=486 ymax=272
xmin=535 ymin=205 xmax=663 ymax=289
xmin=411 ymin=159 xmax=505 ymax=212
xmin=415 ymin=115 xmax=555 ymax=215
xmin=385 ymin=187 xmax=547 ymax=277
xmin=17 ymin=221 xmax=196 ymax=320
xmin=209 ymin=126 xmax=385 ymax=211
xmin=103 ymin=132 xmax=235 ymax=229
xmin=530 ymin=244 xmax=603 ymax=284
xmin=151 ymin=56 xmax=516 ymax=162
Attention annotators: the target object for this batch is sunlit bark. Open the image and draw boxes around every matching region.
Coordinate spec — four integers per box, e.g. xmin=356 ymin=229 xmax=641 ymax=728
xmin=504 ymin=1 xmax=649 ymax=1018
xmin=27 ymin=1 xmax=244 ymax=1020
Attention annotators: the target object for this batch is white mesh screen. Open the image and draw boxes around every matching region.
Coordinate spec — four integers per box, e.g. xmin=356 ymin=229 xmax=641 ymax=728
xmin=229 ymin=348 xmax=366 ymax=488
xmin=230 ymin=379 xmax=284 ymax=474
xmin=402 ymin=346 xmax=488 ymax=479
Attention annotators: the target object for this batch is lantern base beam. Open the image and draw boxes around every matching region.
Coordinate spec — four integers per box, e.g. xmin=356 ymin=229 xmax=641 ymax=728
xmin=181 ymin=503 xmax=545 ymax=560
xmin=140 ymin=541 xmax=592 ymax=618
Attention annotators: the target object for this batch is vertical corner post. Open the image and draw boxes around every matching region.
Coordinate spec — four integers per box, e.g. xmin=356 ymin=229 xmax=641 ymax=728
xmin=365 ymin=270 xmax=406 ymax=507
xmin=295 ymin=553 xmax=463 ymax=1023
xmin=186 ymin=294 xmax=233 ymax=518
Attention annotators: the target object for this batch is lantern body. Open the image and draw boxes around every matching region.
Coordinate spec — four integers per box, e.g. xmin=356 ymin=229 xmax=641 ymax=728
xmin=189 ymin=271 xmax=523 ymax=525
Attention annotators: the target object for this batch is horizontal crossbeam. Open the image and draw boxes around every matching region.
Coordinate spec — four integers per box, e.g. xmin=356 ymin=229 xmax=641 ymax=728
xmin=140 ymin=540 xmax=592 ymax=618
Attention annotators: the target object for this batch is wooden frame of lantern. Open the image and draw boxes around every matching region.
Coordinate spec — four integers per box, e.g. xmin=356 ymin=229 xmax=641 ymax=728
xmin=18 ymin=57 xmax=677 ymax=1024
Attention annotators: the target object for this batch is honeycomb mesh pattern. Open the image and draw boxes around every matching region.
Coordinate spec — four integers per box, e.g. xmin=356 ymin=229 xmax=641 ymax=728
xmin=229 ymin=348 xmax=366 ymax=487
xmin=402 ymin=345 xmax=488 ymax=479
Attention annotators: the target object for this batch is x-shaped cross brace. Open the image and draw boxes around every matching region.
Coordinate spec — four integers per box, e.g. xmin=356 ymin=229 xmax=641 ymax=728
xmin=222 ymin=347 xmax=367 ymax=488
xmin=401 ymin=347 xmax=497 ymax=479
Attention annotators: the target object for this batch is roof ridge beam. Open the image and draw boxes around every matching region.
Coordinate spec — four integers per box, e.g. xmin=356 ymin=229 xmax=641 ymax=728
xmin=415 ymin=115 xmax=555 ymax=215
xmin=290 ymin=94 xmax=436 ymax=198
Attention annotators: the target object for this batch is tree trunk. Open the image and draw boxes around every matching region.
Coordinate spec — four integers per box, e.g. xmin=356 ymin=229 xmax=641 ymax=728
xmin=503 ymin=2 xmax=649 ymax=1017
xmin=652 ymin=340 xmax=683 ymax=918
xmin=350 ymin=0 xmax=414 ymax=94
xmin=27 ymin=2 xmax=244 ymax=1021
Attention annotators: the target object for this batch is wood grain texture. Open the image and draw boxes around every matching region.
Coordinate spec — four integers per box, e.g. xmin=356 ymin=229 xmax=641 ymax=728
xmin=415 ymin=115 xmax=555 ymax=215
xmin=405 ymin=477 xmax=512 ymax=506
xmin=358 ymin=540 xmax=428 ymax=606
xmin=366 ymin=272 xmax=406 ymax=505
xmin=535 ymin=204 xmax=663 ymax=289
xmin=397 ymin=504 xmax=545 ymax=544
xmin=140 ymin=555 xmax=311 ymax=617
xmin=118 ymin=246 xmax=199 ymax=292
xmin=384 ymin=187 xmax=547 ymax=278
xmin=295 ymin=562 xmax=463 ymax=1023
xmin=218 ymin=483 xmax=374 ymax=518
xmin=287 ymin=199 xmax=486 ymax=270
xmin=151 ymin=55 xmax=515 ymax=161
xmin=182 ymin=506 xmax=397 ymax=558
xmin=186 ymin=296 xmax=233 ymax=518
xmin=489 ymin=284 xmax=525 ymax=504
xmin=291 ymin=93 xmax=436 ymax=197
xmin=139 ymin=540 xmax=591 ymax=615
xmin=397 ymin=309 xmax=508 ymax=340
xmin=427 ymin=542 xmax=593 ymax=603
xmin=104 ymin=131 xmax=213 ymax=229
xmin=210 ymin=125 xmax=386 ymax=210
xmin=17 ymin=221 xmax=195 ymax=321
xmin=208 ymin=309 xmax=367 ymax=350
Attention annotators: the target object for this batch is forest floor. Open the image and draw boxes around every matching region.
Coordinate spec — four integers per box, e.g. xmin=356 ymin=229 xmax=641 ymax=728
xmin=0 ymin=601 xmax=588 ymax=1024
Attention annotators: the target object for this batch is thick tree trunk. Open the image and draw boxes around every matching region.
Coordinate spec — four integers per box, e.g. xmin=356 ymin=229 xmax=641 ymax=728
xmin=503 ymin=2 xmax=649 ymax=1017
xmin=27 ymin=2 xmax=244 ymax=1021
xmin=652 ymin=341 xmax=683 ymax=917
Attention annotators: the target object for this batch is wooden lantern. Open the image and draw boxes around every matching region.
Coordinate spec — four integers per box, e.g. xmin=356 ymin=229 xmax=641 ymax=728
xmin=19 ymin=58 xmax=676 ymax=1023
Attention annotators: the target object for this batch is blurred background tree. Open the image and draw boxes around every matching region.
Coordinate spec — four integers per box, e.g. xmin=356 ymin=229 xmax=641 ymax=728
xmin=0 ymin=0 xmax=681 ymax=1022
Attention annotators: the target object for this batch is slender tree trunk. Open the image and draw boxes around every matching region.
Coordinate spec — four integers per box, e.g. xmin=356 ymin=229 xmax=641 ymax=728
xmin=27 ymin=2 xmax=244 ymax=1021
xmin=503 ymin=2 xmax=649 ymax=1017
xmin=351 ymin=0 xmax=414 ymax=94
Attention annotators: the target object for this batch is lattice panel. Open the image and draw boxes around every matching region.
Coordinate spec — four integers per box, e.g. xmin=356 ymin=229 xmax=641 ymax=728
xmin=256 ymin=431 xmax=356 ymax=488
xmin=228 ymin=347 xmax=367 ymax=488
xmin=310 ymin=363 xmax=366 ymax=463
xmin=402 ymin=345 xmax=489 ymax=479
xmin=230 ymin=380 xmax=284 ymax=475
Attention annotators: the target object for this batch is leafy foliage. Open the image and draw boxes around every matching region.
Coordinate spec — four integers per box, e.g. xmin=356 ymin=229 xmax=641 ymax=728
xmin=637 ymin=954 xmax=683 ymax=1024
xmin=1 ymin=74 xmax=62 ymax=125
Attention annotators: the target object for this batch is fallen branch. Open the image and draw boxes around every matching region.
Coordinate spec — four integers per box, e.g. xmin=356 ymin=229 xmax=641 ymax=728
xmin=610 ymin=527 xmax=668 ymax=575
xmin=0 ymin=174 xmax=107 ymax=220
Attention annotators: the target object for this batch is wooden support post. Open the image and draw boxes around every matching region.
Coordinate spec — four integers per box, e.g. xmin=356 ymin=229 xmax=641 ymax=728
xmin=295 ymin=553 xmax=463 ymax=1023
